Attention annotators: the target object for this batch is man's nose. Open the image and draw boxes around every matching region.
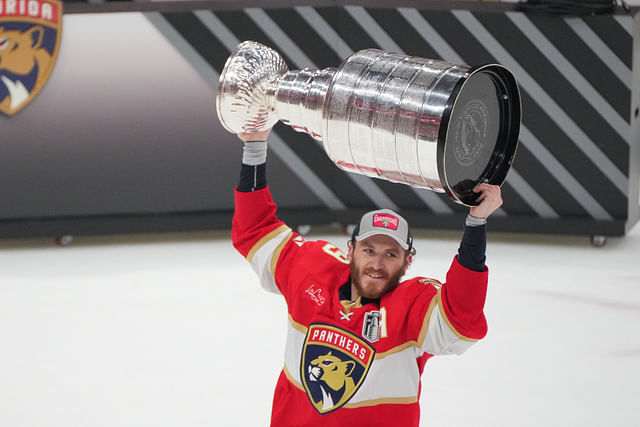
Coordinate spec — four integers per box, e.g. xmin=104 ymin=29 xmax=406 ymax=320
xmin=370 ymin=255 xmax=385 ymax=270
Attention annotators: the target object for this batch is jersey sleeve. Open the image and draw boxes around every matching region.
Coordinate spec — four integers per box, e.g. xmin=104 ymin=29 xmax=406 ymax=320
xmin=231 ymin=186 xmax=293 ymax=295
xmin=231 ymin=186 xmax=349 ymax=300
xmin=417 ymin=256 xmax=488 ymax=356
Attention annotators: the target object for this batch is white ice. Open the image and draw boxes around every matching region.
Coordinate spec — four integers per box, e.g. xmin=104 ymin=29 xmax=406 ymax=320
xmin=1 ymin=222 xmax=639 ymax=427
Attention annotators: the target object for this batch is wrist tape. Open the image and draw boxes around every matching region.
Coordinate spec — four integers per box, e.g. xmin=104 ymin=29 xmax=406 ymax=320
xmin=466 ymin=214 xmax=487 ymax=227
xmin=242 ymin=140 xmax=267 ymax=166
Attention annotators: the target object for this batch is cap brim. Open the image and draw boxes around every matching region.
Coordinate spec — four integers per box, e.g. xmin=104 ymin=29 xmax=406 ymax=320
xmin=354 ymin=230 xmax=409 ymax=250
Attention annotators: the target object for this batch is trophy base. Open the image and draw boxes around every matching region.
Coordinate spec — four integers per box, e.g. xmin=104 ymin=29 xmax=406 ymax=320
xmin=438 ymin=64 xmax=520 ymax=206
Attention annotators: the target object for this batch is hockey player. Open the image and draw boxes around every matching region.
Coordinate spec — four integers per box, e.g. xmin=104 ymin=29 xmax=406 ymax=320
xmin=232 ymin=128 xmax=503 ymax=426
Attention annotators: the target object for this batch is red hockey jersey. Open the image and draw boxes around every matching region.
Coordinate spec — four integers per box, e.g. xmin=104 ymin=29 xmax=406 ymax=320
xmin=232 ymin=187 xmax=488 ymax=427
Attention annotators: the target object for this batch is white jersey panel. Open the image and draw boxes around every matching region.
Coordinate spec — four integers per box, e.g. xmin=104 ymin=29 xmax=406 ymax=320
xmin=284 ymin=320 xmax=306 ymax=385
xmin=350 ymin=348 xmax=421 ymax=404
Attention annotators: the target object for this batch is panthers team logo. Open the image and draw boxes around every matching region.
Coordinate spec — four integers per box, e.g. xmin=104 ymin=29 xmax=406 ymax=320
xmin=0 ymin=0 xmax=62 ymax=116
xmin=301 ymin=323 xmax=375 ymax=414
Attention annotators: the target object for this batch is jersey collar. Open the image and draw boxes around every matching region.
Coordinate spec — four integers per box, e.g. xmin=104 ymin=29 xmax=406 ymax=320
xmin=338 ymin=280 xmax=381 ymax=307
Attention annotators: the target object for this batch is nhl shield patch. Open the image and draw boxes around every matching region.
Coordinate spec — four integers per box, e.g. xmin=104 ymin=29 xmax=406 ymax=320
xmin=301 ymin=323 xmax=375 ymax=414
xmin=0 ymin=0 xmax=63 ymax=116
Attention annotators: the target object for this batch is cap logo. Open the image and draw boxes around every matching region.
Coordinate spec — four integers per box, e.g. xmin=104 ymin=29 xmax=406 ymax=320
xmin=372 ymin=213 xmax=399 ymax=231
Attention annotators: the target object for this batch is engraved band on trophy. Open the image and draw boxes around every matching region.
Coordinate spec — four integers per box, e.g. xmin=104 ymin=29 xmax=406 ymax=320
xmin=216 ymin=40 xmax=521 ymax=206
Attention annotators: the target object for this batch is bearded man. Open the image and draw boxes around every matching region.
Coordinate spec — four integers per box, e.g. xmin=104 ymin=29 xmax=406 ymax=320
xmin=231 ymin=128 xmax=502 ymax=427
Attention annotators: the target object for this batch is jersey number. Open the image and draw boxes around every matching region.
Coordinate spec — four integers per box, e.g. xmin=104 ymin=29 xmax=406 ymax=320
xmin=322 ymin=243 xmax=350 ymax=264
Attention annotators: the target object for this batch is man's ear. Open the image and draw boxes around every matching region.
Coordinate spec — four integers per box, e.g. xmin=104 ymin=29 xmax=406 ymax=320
xmin=404 ymin=254 xmax=413 ymax=271
xmin=346 ymin=240 xmax=354 ymax=260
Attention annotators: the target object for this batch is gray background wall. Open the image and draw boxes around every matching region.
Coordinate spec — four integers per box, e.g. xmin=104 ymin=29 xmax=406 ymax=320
xmin=1 ymin=0 xmax=638 ymax=238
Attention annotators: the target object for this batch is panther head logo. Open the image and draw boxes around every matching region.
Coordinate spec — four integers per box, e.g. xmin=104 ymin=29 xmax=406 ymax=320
xmin=0 ymin=0 xmax=62 ymax=116
xmin=301 ymin=324 xmax=375 ymax=414
xmin=307 ymin=351 xmax=356 ymax=411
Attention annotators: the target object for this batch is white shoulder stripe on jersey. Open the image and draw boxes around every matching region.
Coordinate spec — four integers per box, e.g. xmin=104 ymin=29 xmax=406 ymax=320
xmin=248 ymin=225 xmax=292 ymax=295
xmin=246 ymin=224 xmax=290 ymax=263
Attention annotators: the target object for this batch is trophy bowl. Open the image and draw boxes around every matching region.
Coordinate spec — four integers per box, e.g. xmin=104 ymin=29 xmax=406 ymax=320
xmin=217 ymin=41 xmax=521 ymax=206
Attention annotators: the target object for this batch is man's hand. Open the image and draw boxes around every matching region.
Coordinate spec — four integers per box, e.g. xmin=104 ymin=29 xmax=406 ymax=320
xmin=469 ymin=183 xmax=503 ymax=219
xmin=238 ymin=129 xmax=271 ymax=142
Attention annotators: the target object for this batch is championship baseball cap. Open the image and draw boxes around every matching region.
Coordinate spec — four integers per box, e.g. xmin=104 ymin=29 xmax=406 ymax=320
xmin=352 ymin=209 xmax=413 ymax=251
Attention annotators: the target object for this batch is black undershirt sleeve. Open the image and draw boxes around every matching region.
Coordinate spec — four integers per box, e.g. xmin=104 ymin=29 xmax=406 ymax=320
xmin=237 ymin=163 xmax=267 ymax=192
xmin=457 ymin=224 xmax=487 ymax=272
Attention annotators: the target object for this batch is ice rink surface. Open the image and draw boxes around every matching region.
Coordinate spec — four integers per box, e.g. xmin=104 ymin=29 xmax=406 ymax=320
xmin=1 ymin=221 xmax=639 ymax=427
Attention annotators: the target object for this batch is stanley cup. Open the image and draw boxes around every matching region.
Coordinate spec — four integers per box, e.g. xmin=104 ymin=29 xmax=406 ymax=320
xmin=217 ymin=41 xmax=521 ymax=206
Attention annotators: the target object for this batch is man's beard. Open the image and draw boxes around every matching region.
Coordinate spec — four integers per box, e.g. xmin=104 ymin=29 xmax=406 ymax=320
xmin=349 ymin=261 xmax=405 ymax=300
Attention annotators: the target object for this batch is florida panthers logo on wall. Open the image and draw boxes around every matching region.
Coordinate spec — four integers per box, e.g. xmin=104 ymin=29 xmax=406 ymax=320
xmin=0 ymin=0 xmax=62 ymax=116
xmin=301 ymin=324 xmax=375 ymax=414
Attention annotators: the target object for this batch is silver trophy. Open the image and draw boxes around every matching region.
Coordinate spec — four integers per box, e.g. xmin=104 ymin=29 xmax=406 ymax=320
xmin=217 ymin=40 xmax=521 ymax=206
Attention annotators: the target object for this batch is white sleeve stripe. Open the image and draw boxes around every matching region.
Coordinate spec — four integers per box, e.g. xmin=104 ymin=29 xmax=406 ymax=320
xmin=249 ymin=227 xmax=292 ymax=294
xmin=270 ymin=231 xmax=293 ymax=278
xmin=421 ymin=297 xmax=477 ymax=356
xmin=416 ymin=297 xmax=438 ymax=349
xmin=435 ymin=291 xmax=480 ymax=343
xmin=246 ymin=224 xmax=290 ymax=263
